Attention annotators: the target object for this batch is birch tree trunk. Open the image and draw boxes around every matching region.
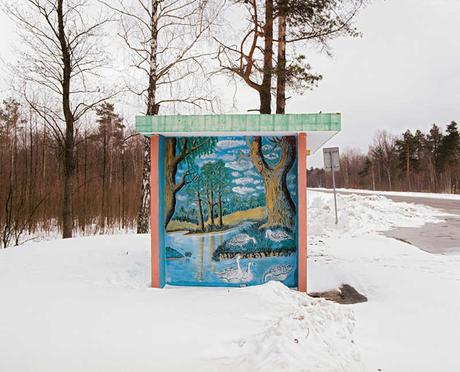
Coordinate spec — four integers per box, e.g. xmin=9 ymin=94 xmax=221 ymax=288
xmin=137 ymin=0 xmax=159 ymax=234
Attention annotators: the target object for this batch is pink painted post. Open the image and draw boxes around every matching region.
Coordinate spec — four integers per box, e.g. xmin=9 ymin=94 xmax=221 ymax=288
xmin=150 ymin=135 xmax=160 ymax=288
xmin=297 ymin=133 xmax=307 ymax=292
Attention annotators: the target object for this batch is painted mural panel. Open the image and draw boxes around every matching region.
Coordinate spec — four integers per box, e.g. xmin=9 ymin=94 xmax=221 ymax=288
xmin=163 ymin=135 xmax=298 ymax=287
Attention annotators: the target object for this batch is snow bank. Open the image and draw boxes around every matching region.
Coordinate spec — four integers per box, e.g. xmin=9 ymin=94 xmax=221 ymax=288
xmin=308 ymin=190 xmax=445 ymax=237
xmin=311 ymin=187 xmax=460 ymax=201
xmin=1 ymin=191 xmax=458 ymax=371
xmin=306 ymin=190 xmax=446 ymax=293
xmin=307 ymin=190 xmax=460 ymax=371
xmin=219 ymin=282 xmax=362 ymax=372
xmin=0 ymin=235 xmax=363 ymax=372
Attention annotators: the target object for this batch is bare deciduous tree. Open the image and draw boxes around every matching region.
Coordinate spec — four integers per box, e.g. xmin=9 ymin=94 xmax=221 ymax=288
xmin=102 ymin=0 xmax=222 ymax=233
xmin=0 ymin=99 xmax=144 ymax=247
xmin=371 ymin=130 xmax=397 ymax=191
xmin=2 ymin=0 xmax=116 ymax=238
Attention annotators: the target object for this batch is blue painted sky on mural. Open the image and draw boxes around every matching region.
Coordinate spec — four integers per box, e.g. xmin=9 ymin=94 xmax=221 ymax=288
xmin=173 ymin=136 xmax=297 ymax=221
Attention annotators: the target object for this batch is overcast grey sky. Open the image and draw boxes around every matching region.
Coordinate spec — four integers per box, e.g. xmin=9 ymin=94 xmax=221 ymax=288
xmin=1 ymin=0 xmax=459 ymax=167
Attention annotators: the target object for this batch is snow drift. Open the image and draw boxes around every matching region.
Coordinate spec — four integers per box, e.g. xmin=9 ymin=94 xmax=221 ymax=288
xmin=308 ymin=191 xmax=445 ymax=237
xmin=0 ymin=233 xmax=362 ymax=372
xmin=1 ymin=191 xmax=458 ymax=371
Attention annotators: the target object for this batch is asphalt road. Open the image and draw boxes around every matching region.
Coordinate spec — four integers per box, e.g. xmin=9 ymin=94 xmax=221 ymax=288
xmin=312 ymin=189 xmax=460 ymax=255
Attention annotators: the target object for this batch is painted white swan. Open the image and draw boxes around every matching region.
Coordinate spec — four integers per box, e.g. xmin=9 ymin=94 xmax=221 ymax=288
xmin=227 ymin=233 xmax=257 ymax=247
xmin=217 ymin=256 xmax=254 ymax=283
xmin=240 ymin=262 xmax=254 ymax=282
xmin=263 ymin=264 xmax=293 ymax=282
xmin=217 ymin=255 xmax=242 ymax=279
xmin=265 ymin=229 xmax=292 ymax=242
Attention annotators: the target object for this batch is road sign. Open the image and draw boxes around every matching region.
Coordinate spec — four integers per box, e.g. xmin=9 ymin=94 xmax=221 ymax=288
xmin=322 ymin=147 xmax=340 ymax=224
xmin=323 ymin=147 xmax=340 ymax=172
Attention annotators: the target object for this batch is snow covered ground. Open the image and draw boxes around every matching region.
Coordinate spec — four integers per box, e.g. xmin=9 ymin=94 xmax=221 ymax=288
xmin=0 ymin=234 xmax=361 ymax=372
xmin=1 ymin=191 xmax=459 ymax=371
xmin=311 ymin=187 xmax=460 ymax=200
xmin=308 ymin=191 xmax=460 ymax=371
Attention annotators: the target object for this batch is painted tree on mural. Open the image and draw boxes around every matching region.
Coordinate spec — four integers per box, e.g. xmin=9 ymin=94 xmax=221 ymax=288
xmin=182 ymin=160 xmax=232 ymax=232
xmin=214 ymin=160 xmax=233 ymax=227
xmin=248 ymin=137 xmax=296 ymax=229
xmin=184 ymin=169 xmax=206 ymax=232
xmin=165 ymin=137 xmax=216 ymax=228
xmin=201 ymin=162 xmax=217 ymax=226
xmin=200 ymin=160 xmax=233 ymax=228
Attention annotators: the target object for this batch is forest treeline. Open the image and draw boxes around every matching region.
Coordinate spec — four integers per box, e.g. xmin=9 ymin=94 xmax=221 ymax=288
xmin=0 ymin=100 xmax=144 ymax=247
xmin=308 ymin=122 xmax=460 ymax=193
xmin=0 ymin=0 xmax=368 ymax=246
xmin=5 ymin=90 xmax=459 ymax=248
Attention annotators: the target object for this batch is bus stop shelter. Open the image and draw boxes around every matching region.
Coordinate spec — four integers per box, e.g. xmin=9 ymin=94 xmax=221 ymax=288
xmin=135 ymin=113 xmax=341 ymax=292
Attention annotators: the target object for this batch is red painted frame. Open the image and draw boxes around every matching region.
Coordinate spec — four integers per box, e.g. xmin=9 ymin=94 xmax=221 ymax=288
xmin=150 ymin=133 xmax=308 ymax=291
xmin=297 ymin=133 xmax=307 ymax=292
xmin=151 ymin=135 xmax=160 ymax=288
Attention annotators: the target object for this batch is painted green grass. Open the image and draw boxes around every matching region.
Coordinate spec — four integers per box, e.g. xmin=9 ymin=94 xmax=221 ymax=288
xmin=166 ymin=207 xmax=266 ymax=233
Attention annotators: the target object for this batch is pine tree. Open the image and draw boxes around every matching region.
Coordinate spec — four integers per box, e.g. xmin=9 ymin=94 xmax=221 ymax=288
xmin=439 ymin=121 xmax=460 ymax=192
xmin=96 ymin=102 xmax=124 ymax=231
xmin=412 ymin=130 xmax=425 ymax=190
xmin=425 ymin=124 xmax=444 ymax=191
xmin=395 ymin=130 xmax=424 ymax=190
xmin=358 ymin=157 xmax=376 ymax=191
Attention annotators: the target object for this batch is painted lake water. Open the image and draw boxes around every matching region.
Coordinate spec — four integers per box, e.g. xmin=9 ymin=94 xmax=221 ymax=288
xmin=165 ymin=223 xmax=298 ymax=287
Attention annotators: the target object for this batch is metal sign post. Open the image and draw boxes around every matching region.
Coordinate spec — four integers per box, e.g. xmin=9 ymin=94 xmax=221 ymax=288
xmin=323 ymin=147 xmax=340 ymax=224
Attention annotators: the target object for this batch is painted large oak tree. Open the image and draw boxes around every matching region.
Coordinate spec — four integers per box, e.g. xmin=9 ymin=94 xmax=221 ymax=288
xmin=249 ymin=136 xmax=296 ymax=229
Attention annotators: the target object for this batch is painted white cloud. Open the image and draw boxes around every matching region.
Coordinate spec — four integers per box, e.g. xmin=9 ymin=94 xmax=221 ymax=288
xmin=256 ymin=185 xmax=265 ymax=190
xmin=264 ymin=152 xmax=279 ymax=161
xmin=220 ymin=153 xmax=236 ymax=161
xmin=232 ymin=186 xmax=256 ymax=195
xmin=262 ymin=144 xmax=272 ymax=151
xmin=231 ymin=171 xmax=241 ymax=177
xmin=200 ymin=153 xmax=217 ymax=160
xmin=225 ymin=159 xmax=253 ymax=171
xmin=244 ymin=169 xmax=259 ymax=177
xmin=216 ymin=140 xmax=246 ymax=150
xmin=177 ymin=194 xmax=187 ymax=201
xmin=234 ymin=177 xmax=256 ymax=185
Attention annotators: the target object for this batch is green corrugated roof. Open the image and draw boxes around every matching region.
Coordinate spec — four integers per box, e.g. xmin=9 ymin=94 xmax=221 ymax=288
xmin=135 ymin=113 xmax=341 ymax=136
